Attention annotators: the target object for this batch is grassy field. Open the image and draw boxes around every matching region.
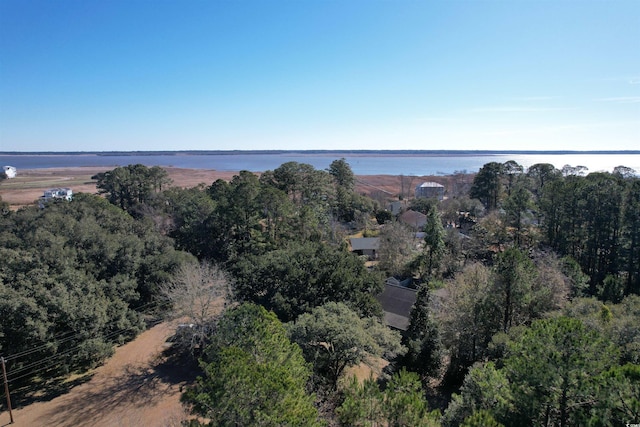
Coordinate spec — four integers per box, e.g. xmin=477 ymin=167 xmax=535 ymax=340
xmin=1 ymin=175 xmax=95 ymax=189
xmin=0 ymin=168 xmax=102 ymax=207
xmin=1 ymin=166 xmax=422 ymax=209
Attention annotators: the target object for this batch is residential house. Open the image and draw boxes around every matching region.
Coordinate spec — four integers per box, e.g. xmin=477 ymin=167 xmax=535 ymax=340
xmin=415 ymin=181 xmax=444 ymax=200
xmin=40 ymin=188 xmax=73 ymax=207
xmin=349 ymin=237 xmax=379 ymax=260
xmin=376 ymin=282 xmax=417 ymax=331
xmin=398 ymin=209 xmax=427 ymax=230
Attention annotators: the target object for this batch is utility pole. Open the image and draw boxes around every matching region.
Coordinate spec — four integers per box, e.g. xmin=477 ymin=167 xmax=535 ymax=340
xmin=1 ymin=357 xmax=14 ymax=424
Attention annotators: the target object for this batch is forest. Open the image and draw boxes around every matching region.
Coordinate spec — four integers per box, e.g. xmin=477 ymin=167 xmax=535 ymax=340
xmin=0 ymin=159 xmax=639 ymax=426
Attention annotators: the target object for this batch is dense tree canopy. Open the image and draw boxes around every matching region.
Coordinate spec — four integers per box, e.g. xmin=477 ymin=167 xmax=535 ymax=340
xmin=93 ymin=164 xmax=171 ymax=211
xmin=470 ymin=162 xmax=504 ymax=210
xmin=231 ymin=241 xmax=383 ymax=322
xmin=0 ymin=193 xmax=192 ymax=385
xmin=402 ymin=284 xmax=443 ymax=379
xmin=288 ymin=302 xmax=404 ymax=388
xmin=4 ymin=158 xmax=640 ymax=424
xmin=537 ymin=170 xmax=639 ymax=295
xmin=183 ymin=303 xmax=321 ymax=426
xmin=337 ymin=369 xmax=440 ymax=426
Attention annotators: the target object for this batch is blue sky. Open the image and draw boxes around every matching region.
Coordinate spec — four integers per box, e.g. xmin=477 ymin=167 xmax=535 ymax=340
xmin=1 ymin=0 xmax=638 ymax=152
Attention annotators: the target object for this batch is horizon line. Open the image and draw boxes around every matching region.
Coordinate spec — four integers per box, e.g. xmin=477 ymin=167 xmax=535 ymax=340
xmin=2 ymin=149 xmax=640 ymax=156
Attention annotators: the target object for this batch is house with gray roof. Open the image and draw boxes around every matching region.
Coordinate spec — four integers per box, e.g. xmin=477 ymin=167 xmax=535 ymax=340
xmin=349 ymin=237 xmax=379 ymax=260
xmin=376 ymin=282 xmax=417 ymax=331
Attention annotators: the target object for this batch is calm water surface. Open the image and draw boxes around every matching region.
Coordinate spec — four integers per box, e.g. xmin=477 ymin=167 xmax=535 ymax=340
xmin=1 ymin=153 xmax=639 ymax=176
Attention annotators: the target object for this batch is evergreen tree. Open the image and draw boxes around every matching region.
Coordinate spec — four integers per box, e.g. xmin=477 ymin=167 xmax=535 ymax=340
xmin=470 ymin=162 xmax=504 ymax=210
xmin=403 ymin=285 xmax=443 ymax=379
xmin=420 ymin=206 xmax=445 ymax=280
xmin=337 ymin=369 xmax=440 ymax=427
xmin=183 ymin=303 xmax=321 ymax=426
xmin=504 ymin=317 xmax=617 ymax=427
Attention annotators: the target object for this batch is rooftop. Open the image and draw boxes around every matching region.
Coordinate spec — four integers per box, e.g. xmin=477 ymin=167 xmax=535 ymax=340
xmin=417 ymin=181 xmax=444 ymax=188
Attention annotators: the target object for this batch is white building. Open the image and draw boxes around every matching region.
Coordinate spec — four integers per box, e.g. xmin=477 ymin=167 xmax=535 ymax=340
xmin=414 ymin=181 xmax=445 ymax=200
xmin=41 ymin=188 xmax=73 ymax=204
xmin=3 ymin=166 xmax=17 ymax=178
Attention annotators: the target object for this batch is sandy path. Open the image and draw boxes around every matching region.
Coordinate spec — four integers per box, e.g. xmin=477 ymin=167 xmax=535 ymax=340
xmin=4 ymin=322 xmax=194 ymax=427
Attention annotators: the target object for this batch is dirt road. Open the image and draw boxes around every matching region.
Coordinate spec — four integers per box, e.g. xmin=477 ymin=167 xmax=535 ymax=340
xmin=3 ymin=322 xmax=196 ymax=427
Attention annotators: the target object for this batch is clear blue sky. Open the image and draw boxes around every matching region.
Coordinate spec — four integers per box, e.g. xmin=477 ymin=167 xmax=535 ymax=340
xmin=1 ymin=0 xmax=638 ymax=152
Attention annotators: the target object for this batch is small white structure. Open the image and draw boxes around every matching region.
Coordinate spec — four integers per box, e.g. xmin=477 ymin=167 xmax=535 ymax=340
xmin=3 ymin=166 xmax=17 ymax=178
xmin=415 ymin=181 xmax=445 ymax=200
xmin=41 ymin=188 xmax=73 ymax=204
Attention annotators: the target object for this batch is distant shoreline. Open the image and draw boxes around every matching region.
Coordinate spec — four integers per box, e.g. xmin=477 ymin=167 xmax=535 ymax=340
xmin=2 ymin=149 xmax=640 ymax=156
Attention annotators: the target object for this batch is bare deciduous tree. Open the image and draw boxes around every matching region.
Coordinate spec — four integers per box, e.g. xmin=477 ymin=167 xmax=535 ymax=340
xmin=160 ymin=261 xmax=233 ymax=355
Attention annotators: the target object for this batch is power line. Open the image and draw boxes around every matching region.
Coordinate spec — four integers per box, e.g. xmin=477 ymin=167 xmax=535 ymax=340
xmin=0 ymin=295 xmax=176 ymax=394
xmin=5 ymin=330 xmax=81 ymax=362
xmin=3 ymin=297 xmax=170 ymax=365
xmin=4 ymin=300 xmax=173 ymax=384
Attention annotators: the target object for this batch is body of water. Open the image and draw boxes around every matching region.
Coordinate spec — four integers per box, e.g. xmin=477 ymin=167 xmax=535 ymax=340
xmin=1 ymin=152 xmax=639 ymax=176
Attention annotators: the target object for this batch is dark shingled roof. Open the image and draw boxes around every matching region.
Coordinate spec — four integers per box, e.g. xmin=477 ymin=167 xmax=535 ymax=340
xmin=376 ymin=284 xmax=417 ymax=331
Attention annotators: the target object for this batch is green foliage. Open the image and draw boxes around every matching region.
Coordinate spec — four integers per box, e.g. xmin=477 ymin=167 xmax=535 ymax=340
xmin=470 ymin=162 xmax=504 ymax=210
xmin=232 ymin=241 xmax=383 ymax=322
xmin=622 ymin=177 xmax=640 ymax=295
xmin=460 ymin=410 xmax=504 ymax=427
xmin=445 ymin=316 xmax=634 ymax=427
xmin=337 ymin=375 xmax=384 ymax=425
xmin=263 ymin=161 xmax=334 ymax=211
xmin=337 ymin=369 xmax=440 ymax=427
xmin=288 ymin=302 xmax=405 ymax=388
xmin=501 ymin=160 xmax=524 ymax=197
xmin=493 ymin=248 xmax=537 ymax=333
xmin=525 ymin=162 xmax=561 ymax=224
xmin=409 ymin=197 xmax=437 ymax=215
xmin=560 ymin=255 xmax=590 ymax=298
xmin=502 ymin=184 xmax=532 ymax=247
xmin=403 ymin=285 xmax=443 ymax=379
xmin=417 ymin=206 xmax=445 ymax=281
xmin=93 ymin=164 xmax=171 ymax=211
xmin=0 ymin=195 xmax=9 ymax=215
xmin=196 ymin=162 xmax=367 ymax=262
xmin=184 ymin=303 xmax=321 ymax=426
xmin=441 ymin=249 xmax=570 ymax=379
xmin=375 ymin=209 xmax=393 ymax=225
xmin=162 ymin=185 xmax=216 ymax=257
xmin=0 ymin=193 xmax=193 ymax=384
xmin=599 ymin=273 xmax=626 ymax=303
xmin=440 ymin=263 xmax=499 ymax=378
xmin=442 ymin=362 xmax=513 ymax=427
xmin=597 ymin=363 xmax=640 ymax=425
xmin=328 ymin=158 xmax=356 ymax=191
xmin=503 ymin=317 xmax=617 ymax=426
xmin=334 ymin=186 xmax=377 ymax=223
xmin=538 ymin=171 xmax=639 ymax=297
xmin=564 ymin=295 xmax=640 ymax=365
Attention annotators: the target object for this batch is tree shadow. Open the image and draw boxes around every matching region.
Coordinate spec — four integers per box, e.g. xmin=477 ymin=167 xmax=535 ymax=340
xmin=153 ymin=347 xmax=201 ymax=386
xmin=34 ymin=349 xmax=200 ymax=426
xmin=10 ymin=371 xmax=95 ymax=409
